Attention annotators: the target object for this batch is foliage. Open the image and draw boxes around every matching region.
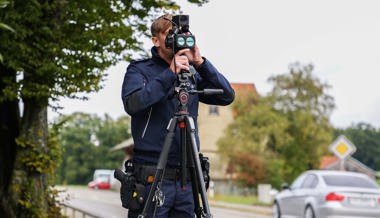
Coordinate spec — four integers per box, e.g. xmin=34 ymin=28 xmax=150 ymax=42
xmin=0 ymin=0 xmax=208 ymax=104
xmin=266 ymin=62 xmax=334 ymax=181
xmin=55 ymin=112 xmax=131 ymax=185
xmin=0 ymin=0 xmax=14 ymax=63
xmin=232 ymin=153 xmax=266 ymax=187
xmin=334 ymin=123 xmax=380 ymax=170
xmin=265 ymin=158 xmax=285 ymax=189
xmin=268 ymin=63 xmax=335 ymax=118
xmin=15 ymin=128 xmax=61 ymax=174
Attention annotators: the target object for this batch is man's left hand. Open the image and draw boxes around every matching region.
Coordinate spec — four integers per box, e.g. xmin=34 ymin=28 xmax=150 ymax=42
xmin=185 ymin=45 xmax=204 ymax=67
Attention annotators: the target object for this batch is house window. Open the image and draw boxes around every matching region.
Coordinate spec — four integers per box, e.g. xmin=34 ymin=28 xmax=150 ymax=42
xmin=208 ymin=105 xmax=219 ymax=116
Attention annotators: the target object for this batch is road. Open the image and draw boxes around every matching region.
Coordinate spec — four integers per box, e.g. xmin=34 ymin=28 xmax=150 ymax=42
xmin=58 ymin=186 xmax=272 ymax=218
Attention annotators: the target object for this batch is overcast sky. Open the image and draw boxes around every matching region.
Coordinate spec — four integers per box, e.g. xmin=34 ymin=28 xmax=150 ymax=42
xmin=50 ymin=0 xmax=380 ymax=129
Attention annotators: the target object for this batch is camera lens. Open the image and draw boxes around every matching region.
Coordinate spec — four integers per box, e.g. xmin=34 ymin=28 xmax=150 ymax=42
xmin=176 ymin=36 xmax=185 ymax=46
xmin=186 ymin=36 xmax=195 ymax=47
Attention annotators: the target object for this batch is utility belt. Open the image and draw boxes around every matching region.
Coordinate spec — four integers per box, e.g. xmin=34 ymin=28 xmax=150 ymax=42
xmin=134 ymin=164 xmax=190 ymax=184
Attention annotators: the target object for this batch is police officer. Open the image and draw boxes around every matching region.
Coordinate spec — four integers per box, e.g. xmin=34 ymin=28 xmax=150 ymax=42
xmin=121 ymin=14 xmax=235 ymax=218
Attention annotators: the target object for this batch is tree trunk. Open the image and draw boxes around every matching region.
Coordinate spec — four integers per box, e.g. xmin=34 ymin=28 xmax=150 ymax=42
xmin=8 ymin=98 xmax=58 ymax=218
xmin=0 ymin=100 xmax=19 ymax=218
xmin=0 ymin=69 xmax=20 ymax=218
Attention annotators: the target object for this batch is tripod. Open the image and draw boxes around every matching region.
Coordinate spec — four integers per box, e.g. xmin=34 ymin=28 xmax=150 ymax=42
xmin=138 ymin=71 xmax=221 ymax=218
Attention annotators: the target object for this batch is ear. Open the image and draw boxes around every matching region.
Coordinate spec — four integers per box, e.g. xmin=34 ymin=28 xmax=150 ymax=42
xmin=152 ymin=36 xmax=159 ymax=47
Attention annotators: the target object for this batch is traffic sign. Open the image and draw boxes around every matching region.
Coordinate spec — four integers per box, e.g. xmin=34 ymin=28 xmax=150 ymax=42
xmin=329 ymin=135 xmax=356 ymax=159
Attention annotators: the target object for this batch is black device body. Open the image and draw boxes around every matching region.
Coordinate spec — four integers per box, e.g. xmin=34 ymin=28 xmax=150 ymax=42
xmin=165 ymin=15 xmax=196 ymax=53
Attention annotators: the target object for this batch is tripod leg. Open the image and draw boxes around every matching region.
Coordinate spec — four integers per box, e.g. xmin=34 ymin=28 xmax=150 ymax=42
xmin=180 ymin=123 xmax=187 ymax=189
xmin=138 ymin=117 xmax=178 ymax=218
xmin=185 ymin=116 xmax=213 ymax=218
xmin=186 ymin=136 xmax=202 ymax=218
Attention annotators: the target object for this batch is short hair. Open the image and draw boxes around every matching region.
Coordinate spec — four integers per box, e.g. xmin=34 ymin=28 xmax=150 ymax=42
xmin=151 ymin=14 xmax=172 ymax=37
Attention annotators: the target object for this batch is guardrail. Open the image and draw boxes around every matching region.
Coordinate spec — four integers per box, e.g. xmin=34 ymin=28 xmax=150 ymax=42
xmin=59 ymin=202 xmax=100 ymax=218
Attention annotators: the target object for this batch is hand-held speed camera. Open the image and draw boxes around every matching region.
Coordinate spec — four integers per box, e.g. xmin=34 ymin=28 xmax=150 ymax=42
xmin=165 ymin=15 xmax=196 ymax=53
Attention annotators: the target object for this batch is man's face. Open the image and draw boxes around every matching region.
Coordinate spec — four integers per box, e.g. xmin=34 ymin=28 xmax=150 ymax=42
xmin=152 ymin=27 xmax=174 ymax=59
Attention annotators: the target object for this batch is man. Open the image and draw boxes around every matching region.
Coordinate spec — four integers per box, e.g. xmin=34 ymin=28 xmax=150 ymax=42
xmin=121 ymin=14 xmax=235 ymax=218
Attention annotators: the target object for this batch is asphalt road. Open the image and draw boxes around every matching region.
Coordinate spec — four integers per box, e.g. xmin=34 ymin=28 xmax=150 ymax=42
xmin=58 ymin=186 xmax=272 ymax=218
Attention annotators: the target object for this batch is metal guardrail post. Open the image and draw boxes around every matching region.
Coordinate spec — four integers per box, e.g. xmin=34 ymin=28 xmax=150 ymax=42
xmin=59 ymin=202 xmax=100 ymax=218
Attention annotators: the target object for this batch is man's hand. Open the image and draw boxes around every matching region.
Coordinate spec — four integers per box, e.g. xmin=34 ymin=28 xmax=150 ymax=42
xmin=185 ymin=45 xmax=204 ymax=67
xmin=170 ymin=49 xmax=190 ymax=74
xmin=170 ymin=45 xmax=204 ymax=74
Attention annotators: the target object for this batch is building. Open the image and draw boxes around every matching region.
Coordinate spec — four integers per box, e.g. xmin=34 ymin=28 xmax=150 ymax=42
xmin=110 ymin=137 xmax=134 ymax=171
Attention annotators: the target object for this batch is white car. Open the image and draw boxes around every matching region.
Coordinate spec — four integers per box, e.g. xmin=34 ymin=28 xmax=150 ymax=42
xmin=273 ymin=170 xmax=380 ymax=218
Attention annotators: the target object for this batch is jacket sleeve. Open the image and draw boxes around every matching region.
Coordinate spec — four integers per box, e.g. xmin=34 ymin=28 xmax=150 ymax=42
xmin=121 ymin=62 xmax=177 ymax=115
xmin=195 ymin=58 xmax=235 ymax=105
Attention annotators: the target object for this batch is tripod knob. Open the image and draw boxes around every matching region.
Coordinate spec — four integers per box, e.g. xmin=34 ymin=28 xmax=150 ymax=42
xmin=179 ymin=91 xmax=189 ymax=105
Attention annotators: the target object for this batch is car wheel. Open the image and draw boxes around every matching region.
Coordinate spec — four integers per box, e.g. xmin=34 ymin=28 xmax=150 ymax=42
xmin=272 ymin=202 xmax=281 ymax=218
xmin=304 ymin=205 xmax=315 ymax=218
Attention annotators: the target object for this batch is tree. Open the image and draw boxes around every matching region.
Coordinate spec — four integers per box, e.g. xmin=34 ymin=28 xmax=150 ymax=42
xmin=55 ymin=112 xmax=130 ymax=185
xmin=267 ymin=62 xmax=335 ymax=181
xmin=0 ymin=2 xmax=16 ymax=214
xmin=334 ymin=123 xmax=380 ymax=170
xmin=0 ymin=1 xmax=207 ymax=217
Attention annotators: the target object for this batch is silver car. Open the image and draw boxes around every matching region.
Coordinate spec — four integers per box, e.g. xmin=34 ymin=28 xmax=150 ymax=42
xmin=273 ymin=170 xmax=380 ymax=218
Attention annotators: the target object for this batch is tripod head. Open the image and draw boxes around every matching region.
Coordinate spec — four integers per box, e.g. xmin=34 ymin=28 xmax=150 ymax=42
xmin=174 ymin=69 xmax=224 ymax=115
xmin=174 ymin=70 xmax=195 ymax=114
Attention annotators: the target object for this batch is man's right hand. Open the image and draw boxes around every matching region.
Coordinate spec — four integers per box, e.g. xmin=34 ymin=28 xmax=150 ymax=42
xmin=170 ymin=49 xmax=190 ymax=74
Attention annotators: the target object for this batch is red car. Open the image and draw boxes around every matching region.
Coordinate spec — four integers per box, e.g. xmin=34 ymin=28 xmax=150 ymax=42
xmin=88 ymin=169 xmax=113 ymax=190
xmin=88 ymin=180 xmax=111 ymax=190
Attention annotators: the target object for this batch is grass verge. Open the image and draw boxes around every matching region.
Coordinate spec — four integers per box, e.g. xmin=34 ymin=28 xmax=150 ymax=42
xmin=209 ymin=194 xmax=272 ymax=206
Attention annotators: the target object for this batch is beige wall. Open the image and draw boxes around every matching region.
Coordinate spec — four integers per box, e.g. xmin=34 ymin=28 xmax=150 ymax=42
xmin=198 ymin=103 xmax=234 ymax=179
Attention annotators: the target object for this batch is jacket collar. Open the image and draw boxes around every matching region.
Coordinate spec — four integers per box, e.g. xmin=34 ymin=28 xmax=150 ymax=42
xmin=151 ymin=46 xmax=169 ymax=67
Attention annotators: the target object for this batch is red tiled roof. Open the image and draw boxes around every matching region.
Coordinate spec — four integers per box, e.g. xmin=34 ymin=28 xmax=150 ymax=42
xmin=231 ymin=83 xmax=257 ymax=95
xmin=319 ymin=155 xmax=339 ymax=169
xmin=230 ymin=83 xmax=258 ymax=99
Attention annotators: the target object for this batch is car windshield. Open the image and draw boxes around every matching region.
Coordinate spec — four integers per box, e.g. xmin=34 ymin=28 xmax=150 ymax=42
xmin=95 ymin=174 xmax=110 ymax=182
xmin=322 ymin=175 xmax=379 ymax=189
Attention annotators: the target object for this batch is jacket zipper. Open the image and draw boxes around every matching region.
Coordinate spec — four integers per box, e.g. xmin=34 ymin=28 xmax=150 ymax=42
xmin=141 ymin=107 xmax=152 ymax=138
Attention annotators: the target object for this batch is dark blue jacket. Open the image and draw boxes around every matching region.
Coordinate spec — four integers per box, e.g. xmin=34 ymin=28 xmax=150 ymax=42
xmin=122 ymin=47 xmax=235 ymax=167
